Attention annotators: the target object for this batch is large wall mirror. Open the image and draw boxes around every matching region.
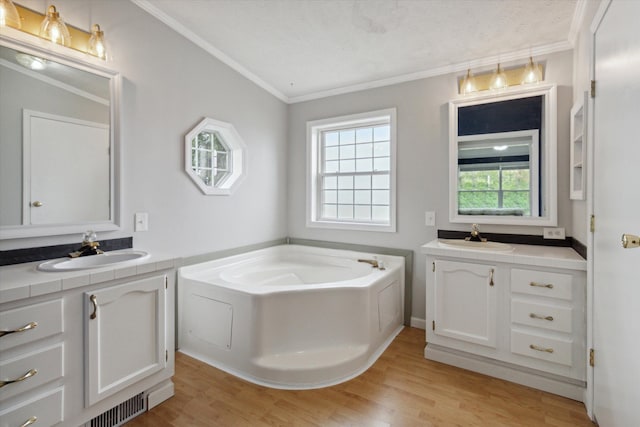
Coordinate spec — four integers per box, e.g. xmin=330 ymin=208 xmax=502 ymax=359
xmin=0 ymin=37 xmax=121 ymax=239
xmin=449 ymin=84 xmax=557 ymax=226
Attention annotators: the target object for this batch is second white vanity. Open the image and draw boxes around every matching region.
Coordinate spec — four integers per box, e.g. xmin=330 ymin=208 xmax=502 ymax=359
xmin=422 ymin=239 xmax=586 ymax=400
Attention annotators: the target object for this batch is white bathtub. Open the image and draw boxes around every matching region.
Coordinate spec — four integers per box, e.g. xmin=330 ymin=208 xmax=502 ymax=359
xmin=178 ymin=244 xmax=405 ymax=389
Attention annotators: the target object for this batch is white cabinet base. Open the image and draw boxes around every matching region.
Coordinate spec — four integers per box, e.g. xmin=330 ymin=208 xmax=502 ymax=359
xmin=425 ymin=343 xmax=586 ymax=401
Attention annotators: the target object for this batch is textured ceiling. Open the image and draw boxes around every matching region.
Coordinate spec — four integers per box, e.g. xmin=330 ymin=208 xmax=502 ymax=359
xmin=134 ymin=0 xmax=579 ymax=102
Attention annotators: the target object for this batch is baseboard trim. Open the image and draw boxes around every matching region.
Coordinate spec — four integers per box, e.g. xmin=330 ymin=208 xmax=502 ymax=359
xmin=146 ymin=380 xmax=174 ymax=410
xmin=410 ymin=317 xmax=426 ymax=329
xmin=424 ymin=343 xmax=585 ymax=401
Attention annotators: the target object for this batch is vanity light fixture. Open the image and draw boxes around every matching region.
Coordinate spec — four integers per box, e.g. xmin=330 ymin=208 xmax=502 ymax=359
xmin=460 ymin=69 xmax=478 ymax=95
xmin=5 ymin=3 xmax=109 ymax=60
xmin=39 ymin=5 xmax=71 ymax=46
xmin=0 ymin=0 xmax=21 ymax=29
xmin=489 ymin=63 xmax=508 ymax=90
xmin=88 ymin=24 xmax=106 ymax=60
xmin=521 ymin=56 xmax=542 ymax=84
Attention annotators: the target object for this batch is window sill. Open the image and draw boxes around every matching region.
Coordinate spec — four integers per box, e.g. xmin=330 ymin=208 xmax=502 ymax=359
xmin=306 ymin=219 xmax=396 ymax=233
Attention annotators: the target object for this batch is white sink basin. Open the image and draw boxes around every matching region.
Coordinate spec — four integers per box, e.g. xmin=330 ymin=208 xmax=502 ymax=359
xmin=438 ymin=239 xmax=514 ymax=252
xmin=38 ymin=250 xmax=150 ymax=272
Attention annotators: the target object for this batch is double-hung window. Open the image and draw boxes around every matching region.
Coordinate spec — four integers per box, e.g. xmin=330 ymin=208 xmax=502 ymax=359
xmin=307 ymin=109 xmax=396 ymax=232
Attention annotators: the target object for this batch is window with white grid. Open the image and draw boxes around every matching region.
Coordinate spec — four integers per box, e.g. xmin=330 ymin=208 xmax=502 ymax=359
xmin=307 ymin=109 xmax=396 ymax=232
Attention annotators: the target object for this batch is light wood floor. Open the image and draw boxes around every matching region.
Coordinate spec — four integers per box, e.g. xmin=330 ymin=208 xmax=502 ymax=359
xmin=126 ymin=327 xmax=593 ymax=426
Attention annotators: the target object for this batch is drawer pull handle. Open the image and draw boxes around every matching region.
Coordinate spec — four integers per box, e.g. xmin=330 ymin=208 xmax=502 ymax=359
xmin=529 ymin=344 xmax=554 ymax=353
xmin=0 ymin=321 xmax=37 ymax=338
xmin=489 ymin=268 xmax=495 ymax=287
xmin=529 ymin=282 xmax=554 ymax=289
xmin=20 ymin=416 xmax=37 ymax=427
xmin=90 ymin=294 xmax=98 ymax=320
xmin=529 ymin=313 xmax=554 ymax=321
xmin=0 ymin=368 xmax=38 ymax=388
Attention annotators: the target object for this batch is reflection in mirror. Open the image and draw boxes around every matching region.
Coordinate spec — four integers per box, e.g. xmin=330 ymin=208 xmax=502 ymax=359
xmin=449 ymin=84 xmax=557 ymax=226
xmin=0 ymin=39 xmax=119 ymax=239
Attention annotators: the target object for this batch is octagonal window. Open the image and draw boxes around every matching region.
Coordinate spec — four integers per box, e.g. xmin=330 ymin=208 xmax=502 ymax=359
xmin=185 ymin=118 xmax=246 ymax=195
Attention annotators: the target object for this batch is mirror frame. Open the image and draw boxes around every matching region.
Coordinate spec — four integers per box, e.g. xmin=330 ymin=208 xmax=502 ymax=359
xmin=0 ymin=31 xmax=121 ymax=239
xmin=449 ymin=83 xmax=557 ymax=226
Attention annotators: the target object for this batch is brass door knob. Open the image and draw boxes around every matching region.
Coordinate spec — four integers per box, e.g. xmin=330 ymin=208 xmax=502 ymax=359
xmin=31 ymin=201 xmax=43 ymax=207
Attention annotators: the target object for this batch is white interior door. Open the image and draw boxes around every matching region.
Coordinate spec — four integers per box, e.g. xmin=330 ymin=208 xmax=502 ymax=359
xmin=592 ymin=1 xmax=640 ymax=425
xmin=24 ymin=110 xmax=110 ymax=225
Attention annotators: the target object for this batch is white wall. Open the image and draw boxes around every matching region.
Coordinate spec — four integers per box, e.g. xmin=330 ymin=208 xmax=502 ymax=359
xmin=287 ymin=50 xmax=574 ymax=321
xmin=0 ymin=0 xmax=289 ymax=256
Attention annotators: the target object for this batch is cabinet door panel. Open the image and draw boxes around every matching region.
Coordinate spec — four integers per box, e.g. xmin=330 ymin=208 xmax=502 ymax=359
xmin=434 ymin=260 xmax=497 ymax=347
xmin=85 ymin=275 xmax=166 ymax=406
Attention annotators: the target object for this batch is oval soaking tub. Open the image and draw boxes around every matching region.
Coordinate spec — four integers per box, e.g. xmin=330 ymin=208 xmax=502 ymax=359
xmin=178 ymin=244 xmax=405 ymax=389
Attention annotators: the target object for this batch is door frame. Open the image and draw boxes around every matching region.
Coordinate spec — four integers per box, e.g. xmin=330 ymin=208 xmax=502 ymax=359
xmin=585 ymin=0 xmax=612 ymax=419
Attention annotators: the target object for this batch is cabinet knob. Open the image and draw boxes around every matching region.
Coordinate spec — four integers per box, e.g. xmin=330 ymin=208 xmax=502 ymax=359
xmin=31 ymin=201 xmax=43 ymax=207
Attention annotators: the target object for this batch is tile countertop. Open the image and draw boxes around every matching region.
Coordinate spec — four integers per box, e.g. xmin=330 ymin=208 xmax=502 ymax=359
xmin=421 ymin=239 xmax=586 ymax=271
xmin=0 ymin=249 xmax=181 ymax=304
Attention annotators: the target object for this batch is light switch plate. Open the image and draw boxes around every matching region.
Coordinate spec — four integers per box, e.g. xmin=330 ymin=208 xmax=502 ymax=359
xmin=425 ymin=211 xmax=436 ymax=226
xmin=135 ymin=212 xmax=149 ymax=232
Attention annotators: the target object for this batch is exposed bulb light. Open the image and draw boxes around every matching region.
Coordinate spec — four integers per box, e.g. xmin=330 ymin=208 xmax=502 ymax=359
xmin=15 ymin=52 xmax=47 ymax=70
xmin=489 ymin=63 xmax=508 ymax=90
xmin=521 ymin=56 xmax=542 ymax=84
xmin=460 ymin=69 xmax=478 ymax=95
xmin=0 ymin=0 xmax=21 ymax=29
xmin=88 ymin=24 xmax=107 ymax=60
xmin=39 ymin=5 xmax=71 ymax=47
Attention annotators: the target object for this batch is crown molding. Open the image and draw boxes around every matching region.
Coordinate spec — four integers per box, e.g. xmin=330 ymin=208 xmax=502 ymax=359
xmin=130 ymin=0 xmax=289 ymax=103
xmin=568 ymin=0 xmax=588 ymax=46
xmin=288 ymin=41 xmax=572 ymax=104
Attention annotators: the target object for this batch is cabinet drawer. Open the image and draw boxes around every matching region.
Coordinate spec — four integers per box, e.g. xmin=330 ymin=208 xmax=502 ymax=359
xmin=0 ymin=344 xmax=63 ymax=402
xmin=0 ymin=299 xmax=63 ymax=352
xmin=511 ymin=300 xmax=572 ymax=333
xmin=0 ymin=387 xmax=63 ymax=427
xmin=511 ymin=330 xmax=572 ymax=366
xmin=511 ymin=269 xmax=573 ymax=300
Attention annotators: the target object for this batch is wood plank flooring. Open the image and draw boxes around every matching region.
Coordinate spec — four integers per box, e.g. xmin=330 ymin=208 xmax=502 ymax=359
xmin=126 ymin=327 xmax=593 ymax=426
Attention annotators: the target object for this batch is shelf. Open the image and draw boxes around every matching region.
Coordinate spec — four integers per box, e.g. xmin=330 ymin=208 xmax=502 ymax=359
xmin=570 ymin=92 xmax=588 ymax=201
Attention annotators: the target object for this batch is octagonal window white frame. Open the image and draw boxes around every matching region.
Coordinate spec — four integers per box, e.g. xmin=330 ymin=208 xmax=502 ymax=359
xmin=185 ymin=117 xmax=247 ymax=195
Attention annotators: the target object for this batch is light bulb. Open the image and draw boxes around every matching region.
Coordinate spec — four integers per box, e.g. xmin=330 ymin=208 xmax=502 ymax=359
xmin=521 ymin=57 xmax=542 ymax=84
xmin=460 ymin=69 xmax=477 ymax=95
xmin=39 ymin=5 xmax=71 ymax=47
xmin=88 ymin=24 xmax=107 ymax=60
xmin=489 ymin=63 xmax=508 ymax=90
xmin=0 ymin=0 xmax=21 ymax=29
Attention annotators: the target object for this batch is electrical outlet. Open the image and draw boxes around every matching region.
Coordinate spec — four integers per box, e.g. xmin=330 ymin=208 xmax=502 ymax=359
xmin=425 ymin=211 xmax=436 ymax=226
xmin=135 ymin=212 xmax=149 ymax=232
xmin=543 ymin=227 xmax=565 ymax=239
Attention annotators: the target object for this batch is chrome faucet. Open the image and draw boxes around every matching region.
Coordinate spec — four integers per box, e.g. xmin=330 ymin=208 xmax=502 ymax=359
xmin=358 ymin=258 xmax=386 ymax=270
xmin=69 ymin=230 xmax=104 ymax=258
xmin=465 ymin=224 xmax=487 ymax=242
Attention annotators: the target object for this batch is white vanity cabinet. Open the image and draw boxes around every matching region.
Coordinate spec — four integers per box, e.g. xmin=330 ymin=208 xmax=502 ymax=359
xmin=432 ymin=260 xmax=497 ymax=348
xmin=423 ymin=240 xmax=586 ymax=400
xmin=85 ymin=275 xmax=167 ymax=406
xmin=0 ymin=256 xmax=176 ymax=426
